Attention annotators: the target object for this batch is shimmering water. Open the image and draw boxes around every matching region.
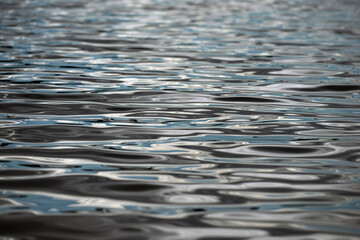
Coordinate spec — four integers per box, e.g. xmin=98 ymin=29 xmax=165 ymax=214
xmin=1 ymin=0 xmax=360 ymax=239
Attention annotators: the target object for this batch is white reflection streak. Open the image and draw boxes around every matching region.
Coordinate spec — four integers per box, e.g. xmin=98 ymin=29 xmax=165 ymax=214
xmin=149 ymin=226 xmax=268 ymax=240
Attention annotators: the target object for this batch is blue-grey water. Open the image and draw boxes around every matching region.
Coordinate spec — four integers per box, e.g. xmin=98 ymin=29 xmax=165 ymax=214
xmin=1 ymin=0 xmax=360 ymax=239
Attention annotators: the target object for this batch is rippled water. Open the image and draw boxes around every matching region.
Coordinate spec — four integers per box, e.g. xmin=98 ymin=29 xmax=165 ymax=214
xmin=1 ymin=0 xmax=360 ymax=239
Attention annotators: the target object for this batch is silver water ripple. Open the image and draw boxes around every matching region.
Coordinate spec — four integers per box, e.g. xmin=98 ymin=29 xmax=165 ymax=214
xmin=1 ymin=0 xmax=360 ymax=239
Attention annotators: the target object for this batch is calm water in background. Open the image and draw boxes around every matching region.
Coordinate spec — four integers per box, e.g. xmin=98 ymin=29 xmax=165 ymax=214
xmin=1 ymin=0 xmax=360 ymax=239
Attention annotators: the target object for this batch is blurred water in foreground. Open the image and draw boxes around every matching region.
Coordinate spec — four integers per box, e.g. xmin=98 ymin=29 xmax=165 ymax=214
xmin=1 ymin=0 xmax=360 ymax=239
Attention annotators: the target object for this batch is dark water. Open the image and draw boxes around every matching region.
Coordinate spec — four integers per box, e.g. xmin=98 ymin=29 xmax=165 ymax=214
xmin=1 ymin=0 xmax=360 ymax=239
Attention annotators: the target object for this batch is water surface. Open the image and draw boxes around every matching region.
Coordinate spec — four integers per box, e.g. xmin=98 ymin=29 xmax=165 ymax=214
xmin=1 ymin=0 xmax=360 ymax=239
